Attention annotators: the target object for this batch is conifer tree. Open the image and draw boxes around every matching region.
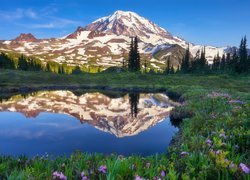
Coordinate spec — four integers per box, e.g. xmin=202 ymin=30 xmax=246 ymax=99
xmin=181 ymin=44 xmax=190 ymax=73
xmin=128 ymin=36 xmax=141 ymax=72
xmin=212 ymin=52 xmax=220 ymax=71
xmin=200 ymin=46 xmax=207 ymax=70
xmin=170 ymin=65 xmax=175 ymax=74
xmin=165 ymin=58 xmax=170 ymax=74
xmin=18 ymin=54 xmax=28 ymax=71
xmin=128 ymin=37 xmax=134 ymax=72
xmin=238 ymin=36 xmax=248 ymax=73
xmin=134 ymin=36 xmax=141 ymax=71
xmin=220 ymin=54 xmax=226 ymax=71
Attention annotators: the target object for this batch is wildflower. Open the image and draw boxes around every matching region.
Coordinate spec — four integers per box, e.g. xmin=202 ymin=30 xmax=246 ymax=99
xmin=215 ymin=150 xmax=221 ymax=155
xmin=118 ymin=155 xmax=124 ymax=160
xmin=235 ymin=145 xmax=239 ymax=149
xmin=135 ymin=175 xmax=142 ymax=180
xmin=206 ymin=139 xmax=212 ymax=146
xmin=161 ymin=170 xmax=166 ymax=177
xmin=98 ymin=165 xmax=107 ymax=174
xmin=228 ymin=100 xmax=245 ymax=104
xmin=181 ymin=151 xmax=189 ymax=156
xmin=229 ymin=163 xmax=236 ymax=169
xmin=62 ymin=163 xmax=65 ymax=168
xmin=239 ymin=163 xmax=249 ymax=174
xmin=59 ymin=173 xmax=67 ymax=180
xmin=219 ymin=133 xmax=226 ymax=139
xmin=222 ymin=142 xmax=227 ymax=147
xmin=53 ymin=171 xmax=67 ymax=180
xmin=81 ymin=171 xmax=88 ymax=180
xmin=146 ymin=162 xmax=150 ymax=168
xmin=132 ymin=164 xmax=136 ymax=171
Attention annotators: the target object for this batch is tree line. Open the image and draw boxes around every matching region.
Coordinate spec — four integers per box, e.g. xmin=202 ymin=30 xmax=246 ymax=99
xmin=178 ymin=36 xmax=250 ymax=74
xmin=0 ymin=53 xmax=95 ymax=74
xmin=1 ymin=36 xmax=249 ymax=75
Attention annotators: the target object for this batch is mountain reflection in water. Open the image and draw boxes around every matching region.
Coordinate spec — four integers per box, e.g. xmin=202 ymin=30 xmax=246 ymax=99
xmin=0 ymin=91 xmax=178 ymax=137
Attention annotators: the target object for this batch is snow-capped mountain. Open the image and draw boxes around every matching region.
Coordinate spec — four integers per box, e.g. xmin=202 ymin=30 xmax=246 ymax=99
xmin=0 ymin=10 xmax=233 ymax=69
xmin=0 ymin=91 xmax=177 ymax=137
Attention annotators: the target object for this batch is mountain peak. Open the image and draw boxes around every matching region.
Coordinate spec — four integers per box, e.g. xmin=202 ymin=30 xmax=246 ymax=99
xmin=14 ymin=33 xmax=37 ymax=42
xmin=86 ymin=10 xmax=172 ymax=38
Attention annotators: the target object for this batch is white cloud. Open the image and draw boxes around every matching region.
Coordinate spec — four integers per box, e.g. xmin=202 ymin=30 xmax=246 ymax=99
xmin=0 ymin=8 xmax=38 ymax=20
xmin=31 ymin=18 xmax=80 ymax=29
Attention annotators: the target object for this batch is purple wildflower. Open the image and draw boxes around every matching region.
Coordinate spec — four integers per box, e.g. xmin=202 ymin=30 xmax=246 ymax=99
xmin=215 ymin=150 xmax=221 ymax=155
xmin=206 ymin=139 xmax=212 ymax=145
xmin=81 ymin=171 xmax=85 ymax=178
xmin=235 ymin=145 xmax=239 ymax=149
xmin=229 ymin=100 xmax=245 ymax=104
xmin=181 ymin=151 xmax=189 ymax=156
xmin=135 ymin=175 xmax=142 ymax=180
xmin=59 ymin=173 xmax=67 ymax=180
xmin=239 ymin=163 xmax=249 ymax=174
xmin=98 ymin=165 xmax=107 ymax=174
xmin=229 ymin=163 xmax=236 ymax=169
xmin=161 ymin=170 xmax=166 ymax=177
xmin=53 ymin=171 xmax=67 ymax=180
xmin=219 ymin=133 xmax=227 ymax=139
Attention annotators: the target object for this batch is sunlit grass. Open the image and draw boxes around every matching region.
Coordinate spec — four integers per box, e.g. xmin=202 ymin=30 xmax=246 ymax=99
xmin=0 ymin=69 xmax=249 ymax=179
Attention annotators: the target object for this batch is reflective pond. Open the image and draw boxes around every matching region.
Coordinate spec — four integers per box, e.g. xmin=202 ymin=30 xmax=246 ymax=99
xmin=0 ymin=90 xmax=179 ymax=156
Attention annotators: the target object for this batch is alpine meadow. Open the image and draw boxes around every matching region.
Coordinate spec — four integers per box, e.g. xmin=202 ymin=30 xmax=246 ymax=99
xmin=0 ymin=0 xmax=249 ymax=179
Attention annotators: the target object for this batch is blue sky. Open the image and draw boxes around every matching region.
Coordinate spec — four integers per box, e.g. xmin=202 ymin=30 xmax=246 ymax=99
xmin=0 ymin=0 xmax=249 ymax=47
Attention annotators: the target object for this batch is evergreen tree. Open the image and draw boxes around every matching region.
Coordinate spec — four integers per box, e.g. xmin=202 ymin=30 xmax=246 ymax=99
xmin=165 ymin=58 xmax=170 ymax=74
xmin=231 ymin=49 xmax=238 ymax=72
xmin=181 ymin=44 xmax=190 ymax=73
xmin=0 ymin=52 xmax=15 ymax=69
xmin=128 ymin=37 xmax=134 ymax=72
xmin=212 ymin=52 xmax=220 ymax=71
xmin=238 ymin=36 xmax=248 ymax=73
xmin=225 ymin=53 xmax=231 ymax=70
xmin=144 ymin=59 xmax=147 ymax=73
xmin=200 ymin=46 xmax=207 ymax=70
xmin=72 ymin=66 xmax=82 ymax=74
xmin=134 ymin=36 xmax=141 ymax=71
xmin=128 ymin=36 xmax=141 ymax=72
xmin=18 ymin=54 xmax=28 ymax=71
xmin=220 ymin=54 xmax=226 ymax=71
xmin=170 ymin=65 xmax=175 ymax=74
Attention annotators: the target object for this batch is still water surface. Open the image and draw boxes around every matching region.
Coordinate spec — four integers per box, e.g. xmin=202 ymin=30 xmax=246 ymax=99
xmin=0 ymin=90 xmax=179 ymax=156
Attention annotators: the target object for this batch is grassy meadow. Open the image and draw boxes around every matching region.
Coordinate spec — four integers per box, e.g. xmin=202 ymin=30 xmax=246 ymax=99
xmin=0 ymin=69 xmax=249 ymax=179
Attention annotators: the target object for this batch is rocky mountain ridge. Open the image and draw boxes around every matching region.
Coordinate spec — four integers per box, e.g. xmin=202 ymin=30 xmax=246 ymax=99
xmin=0 ymin=10 xmax=234 ymax=69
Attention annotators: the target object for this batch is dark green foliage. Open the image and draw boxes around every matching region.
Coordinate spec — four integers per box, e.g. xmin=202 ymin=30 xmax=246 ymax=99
xmin=0 ymin=52 xmax=16 ymax=69
xmin=212 ymin=53 xmax=221 ymax=71
xmin=220 ymin=54 xmax=226 ymax=70
xmin=128 ymin=36 xmax=141 ymax=72
xmin=165 ymin=58 xmax=170 ymax=74
xmin=190 ymin=47 xmax=208 ymax=73
xmin=18 ymin=54 xmax=29 ymax=71
xmin=170 ymin=65 xmax=175 ymax=74
xmin=237 ymin=36 xmax=248 ymax=73
xmin=129 ymin=93 xmax=139 ymax=117
xmin=181 ymin=44 xmax=190 ymax=73
xmin=72 ymin=66 xmax=82 ymax=74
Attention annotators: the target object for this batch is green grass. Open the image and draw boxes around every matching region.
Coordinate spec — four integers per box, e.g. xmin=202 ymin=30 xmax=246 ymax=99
xmin=0 ymin=69 xmax=249 ymax=179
